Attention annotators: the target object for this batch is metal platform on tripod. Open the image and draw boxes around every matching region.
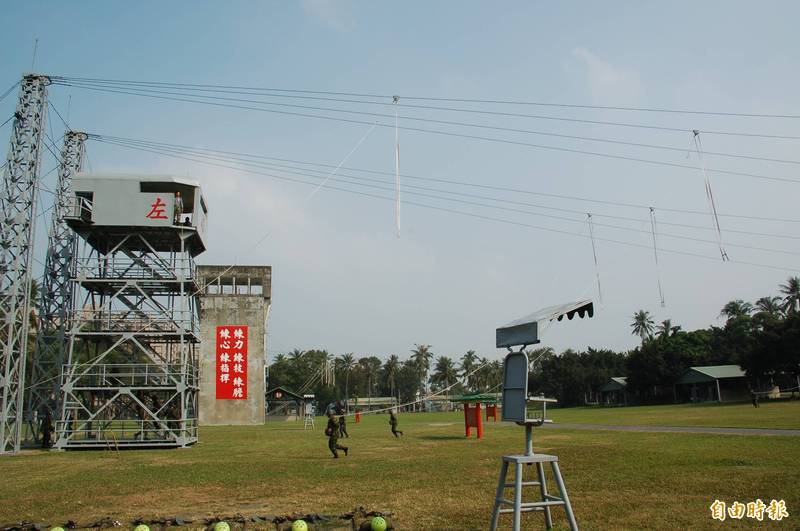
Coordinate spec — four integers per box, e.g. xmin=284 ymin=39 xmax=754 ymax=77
xmin=490 ymin=300 xmax=593 ymax=531
xmin=489 ymin=397 xmax=577 ymax=531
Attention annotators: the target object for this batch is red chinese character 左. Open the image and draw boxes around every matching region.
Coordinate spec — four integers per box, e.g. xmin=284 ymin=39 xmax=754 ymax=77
xmin=146 ymin=197 xmax=168 ymax=220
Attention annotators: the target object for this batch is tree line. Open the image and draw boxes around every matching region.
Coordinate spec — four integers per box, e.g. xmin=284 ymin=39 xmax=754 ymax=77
xmin=267 ymin=344 xmax=504 ymax=409
xmin=531 ymin=276 xmax=800 ymax=405
xmin=269 ymin=277 xmax=799 ymax=409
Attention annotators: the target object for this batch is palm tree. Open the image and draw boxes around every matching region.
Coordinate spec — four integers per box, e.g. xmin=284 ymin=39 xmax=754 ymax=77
xmin=432 ymin=356 xmax=458 ymax=393
xmin=383 ymin=354 xmax=400 ymax=404
xmin=460 ymin=350 xmax=478 ymax=390
xmin=410 ymin=343 xmax=434 ymax=399
xmin=337 ymin=353 xmax=356 ymax=413
xmin=719 ymin=300 xmax=753 ymax=320
xmin=657 ymin=319 xmax=681 ymax=339
xmin=477 ymin=357 xmax=491 ymax=391
xmin=755 ymin=296 xmax=782 ymax=317
xmin=359 ymin=357 xmax=381 ymax=406
xmin=630 ymin=310 xmax=655 ymax=344
xmin=779 ymin=276 xmax=800 ymax=315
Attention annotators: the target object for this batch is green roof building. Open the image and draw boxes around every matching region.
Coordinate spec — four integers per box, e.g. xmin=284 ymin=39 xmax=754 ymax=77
xmin=675 ymin=365 xmax=749 ymax=403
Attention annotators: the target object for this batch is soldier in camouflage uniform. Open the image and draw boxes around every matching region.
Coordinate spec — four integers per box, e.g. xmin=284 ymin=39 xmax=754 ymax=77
xmin=326 ymin=412 xmax=349 ymax=458
xmin=389 ymin=410 xmax=403 ymax=437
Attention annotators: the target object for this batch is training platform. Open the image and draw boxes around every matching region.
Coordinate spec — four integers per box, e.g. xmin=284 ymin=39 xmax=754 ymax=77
xmin=490 ymin=452 xmax=577 ymax=531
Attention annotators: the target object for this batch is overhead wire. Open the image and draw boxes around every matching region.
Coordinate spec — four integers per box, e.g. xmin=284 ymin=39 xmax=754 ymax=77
xmin=51 ymin=80 xmax=800 ymax=166
xmin=48 ymin=77 xmax=800 ymax=141
xmin=87 ymin=135 xmax=799 ymax=272
xmin=51 ymin=75 xmax=800 ymax=119
xmin=90 ymin=134 xmax=800 ymax=227
xmin=91 ymin=136 xmax=800 ymax=254
xmin=52 ymin=82 xmax=800 ymax=185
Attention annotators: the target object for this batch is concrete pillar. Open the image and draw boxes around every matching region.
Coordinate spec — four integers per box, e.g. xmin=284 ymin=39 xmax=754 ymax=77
xmin=198 ymin=265 xmax=271 ymax=425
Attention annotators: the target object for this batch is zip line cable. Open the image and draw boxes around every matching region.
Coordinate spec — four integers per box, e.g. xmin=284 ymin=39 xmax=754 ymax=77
xmin=90 ymin=133 xmax=800 ymax=227
xmin=693 ymin=131 xmax=729 ymax=261
xmin=0 ymin=81 xmax=20 ymax=103
xmin=87 ymin=136 xmax=799 ymax=273
xmin=49 ymin=77 xmax=800 ymax=141
xmin=650 ymin=208 xmax=666 ymax=307
xmin=52 ymin=80 xmax=800 ymax=166
xmin=54 ymin=83 xmax=800 ymax=185
xmin=50 ymin=75 xmax=800 ymax=119
xmin=587 ymin=214 xmax=603 ymax=305
xmin=92 ymin=136 xmax=800 ymax=255
xmin=394 ymin=95 xmax=401 ymax=238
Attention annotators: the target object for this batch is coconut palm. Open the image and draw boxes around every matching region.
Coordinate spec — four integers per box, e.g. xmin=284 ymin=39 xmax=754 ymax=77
xmin=383 ymin=354 xmax=400 ymax=403
xmin=337 ymin=353 xmax=356 ymax=412
xmin=432 ymin=356 xmax=458 ymax=393
xmin=755 ymin=296 xmax=782 ymax=317
xmin=779 ymin=276 xmax=800 ymax=315
xmin=719 ymin=300 xmax=753 ymax=320
xmin=657 ymin=319 xmax=681 ymax=339
xmin=460 ymin=349 xmax=478 ymax=390
xmin=630 ymin=310 xmax=655 ymax=344
xmin=410 ymin=343 xmax=434 ymax=396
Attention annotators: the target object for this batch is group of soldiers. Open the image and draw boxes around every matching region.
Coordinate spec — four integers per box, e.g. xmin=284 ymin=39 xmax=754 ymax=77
xmin=325 ymin=401 xmax=404 ymax=458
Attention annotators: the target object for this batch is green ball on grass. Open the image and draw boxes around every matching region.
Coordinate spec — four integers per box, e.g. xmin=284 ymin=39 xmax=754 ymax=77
xmin=213 ymin=522 xmax=230 ymax=531
xmin=133 ymin=525 xmax=150 ymax=531
xmin=291 ymin=520 xmax=308 ymax=531
xmin=50 ymin=527 xmax=65 ymax=531
xmin=371 ymin=516 xmax=387 ymax=531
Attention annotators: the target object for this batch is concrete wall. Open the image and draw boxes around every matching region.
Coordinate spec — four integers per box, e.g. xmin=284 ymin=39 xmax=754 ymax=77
xmin=198 ymin=265 xmax=271 ymax=425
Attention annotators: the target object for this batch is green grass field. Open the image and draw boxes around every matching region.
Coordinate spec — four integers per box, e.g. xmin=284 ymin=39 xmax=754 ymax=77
xmin=549 ymin=400 xmax=800 ymax=429
xmin=1 ymin=402 xmax=798 ymax=530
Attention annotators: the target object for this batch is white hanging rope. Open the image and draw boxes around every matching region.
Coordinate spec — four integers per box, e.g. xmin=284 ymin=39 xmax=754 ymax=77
xmin=649 ymin=207 xmax=666 ymax=307
xmin=692 ymin=130 xmax=729 ymax=261
xmin=587 ymin=213 xmax=603 ymax=305
xmin=393 ymin=95 xmax=401 ymax=238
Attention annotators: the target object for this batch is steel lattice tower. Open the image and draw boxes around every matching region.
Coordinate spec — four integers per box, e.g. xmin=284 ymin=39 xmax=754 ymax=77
xmin=0 ymin=74 xmax=50 ymax=455
xmin=25 ymin=131 xmax=87 ymax=445
xmin=54 ymin=176 xmax=205 ymax=449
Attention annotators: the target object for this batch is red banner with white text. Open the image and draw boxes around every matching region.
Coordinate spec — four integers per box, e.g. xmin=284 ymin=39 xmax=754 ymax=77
xmin=216 ymin=325 xmax=248 ymax=400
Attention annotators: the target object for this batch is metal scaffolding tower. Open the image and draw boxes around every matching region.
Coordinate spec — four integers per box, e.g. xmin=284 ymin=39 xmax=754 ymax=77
xmin=54 ymin=175 xmax=206 ymax=449
xmin=25 ymin=131 xmax=87 ymax=446
xmin=0 ymin=74 xmax=50 ymax=455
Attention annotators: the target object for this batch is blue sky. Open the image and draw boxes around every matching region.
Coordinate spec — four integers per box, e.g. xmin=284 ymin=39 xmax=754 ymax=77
xmin=1 ymin=1 xmax=798 ymax=361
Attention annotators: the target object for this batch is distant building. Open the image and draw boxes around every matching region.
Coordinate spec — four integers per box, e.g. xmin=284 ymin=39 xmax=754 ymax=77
xmin=599 ymin=377 xmax=628 ymax=406
xmin=266 ymin=386 xmax=307 ymax=421
xmin=675 ymin=365 xmax=749 ymax=403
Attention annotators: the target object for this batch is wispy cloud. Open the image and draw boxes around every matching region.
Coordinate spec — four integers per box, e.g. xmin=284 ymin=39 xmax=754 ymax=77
xmin=570 ymin=47 xmax=643 ymax=104
xmin=301 ymin=0 xmax=356 ymax=32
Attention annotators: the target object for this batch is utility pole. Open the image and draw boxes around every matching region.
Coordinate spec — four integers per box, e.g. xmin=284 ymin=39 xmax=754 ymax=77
xmin=25 ymin=131 xmax=86 ymax=445
xmin=0 ymin=74 xmax=50 ymax=454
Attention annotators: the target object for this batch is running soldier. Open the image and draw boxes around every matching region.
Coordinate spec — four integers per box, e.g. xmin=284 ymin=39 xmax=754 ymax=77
xmin=389 ymin=409 xmax=403 ymax=437
xmin=326 ymin=412 xmax=349 ymax=458
xmin=339 ymin=411 xmax=349 ymax=438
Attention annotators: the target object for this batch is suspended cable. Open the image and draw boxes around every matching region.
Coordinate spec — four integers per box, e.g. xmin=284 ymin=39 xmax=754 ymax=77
xmin=394 ymin=95 xmax=401 ymax=238
xmin=92 ymin=137 xmax=800 ymax=257
xmin=0 ymin=81 xmax=20 ymax=104
xmin=306 ymin=122 xmax=376 ymax=200
xmin=55 ymin=78 xmax=797 ymax=140
xmin=55 ymin=83 xmax=800 ymax=185
xmin=587 ymin=214 xmax=603 ymax=305
xmin=53 ymin=80 xmax=800 ymax=166
xmin=87 ymin=136 xmax=798 ymax=273
xmin=51 ymin=75 xmax=800 ymax=119
xmin=650 ymin=208 xmax=666 ymax=308
xmin=90 ymin=133 xmax=800 ymax=227
xmin=693 ymin=131 xmax=729 ymax=261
